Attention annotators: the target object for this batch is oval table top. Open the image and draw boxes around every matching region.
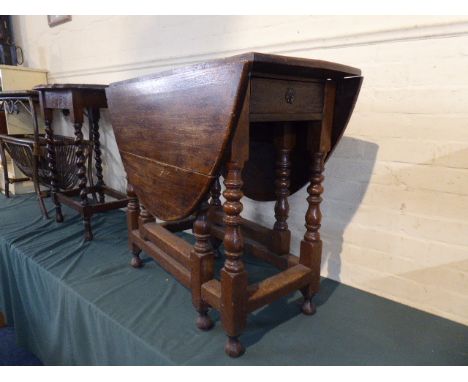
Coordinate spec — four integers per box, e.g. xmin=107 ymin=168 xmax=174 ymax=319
xmin=107 ymin=52 xmax=363 ymax=220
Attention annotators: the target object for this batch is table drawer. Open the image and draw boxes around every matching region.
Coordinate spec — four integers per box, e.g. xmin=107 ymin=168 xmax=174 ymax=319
xmin=250 ymin=77 xmax=324 ymax=116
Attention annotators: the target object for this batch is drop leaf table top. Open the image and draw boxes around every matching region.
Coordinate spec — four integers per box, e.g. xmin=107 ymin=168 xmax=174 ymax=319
xmin=107 ymin=52 xmax=362 ymax=221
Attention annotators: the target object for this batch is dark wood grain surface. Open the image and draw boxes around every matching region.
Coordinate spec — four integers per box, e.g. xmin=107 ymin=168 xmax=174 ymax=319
xmin=107 ymin=61 xmax=250 ymax=220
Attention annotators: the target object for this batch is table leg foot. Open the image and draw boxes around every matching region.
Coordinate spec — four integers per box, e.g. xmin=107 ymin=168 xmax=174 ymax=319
xmin=84 ymin=218 xmax=93 ymax=241
xmin=196 ymin=310 xmax=214 ymax=331
xmin=130 ymin=247 xmax=143 ymax=268
xmin=56 ymin=209 xmax=64 ymax=223
xmin=225 ymin=336 xmax=245 ymax=358
xmin=301 ymin=297 xmax=317 ymax=316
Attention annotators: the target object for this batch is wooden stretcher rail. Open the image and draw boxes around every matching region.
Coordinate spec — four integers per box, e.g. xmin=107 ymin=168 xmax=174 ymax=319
xmin=200 ymin=280 xmax=222 ymax=311
xmin=139 ymin=222 xmax=192 ymax=269
xmin=201 ymin=264 xmax=313 ymax=314
xmin=246 ymin=264 xmax=312 ymax=312
xmin=131 ymin=229 xmax=191 ymax=288
xmin=210 ymin=222 xmax=298 ymax=270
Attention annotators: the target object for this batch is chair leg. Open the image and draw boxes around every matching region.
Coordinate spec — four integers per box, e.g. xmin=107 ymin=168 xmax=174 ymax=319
xmin=220 ymin=160 xmax=248 ymax=358
xmin=299 ymin=152 xmax=325 ymax=315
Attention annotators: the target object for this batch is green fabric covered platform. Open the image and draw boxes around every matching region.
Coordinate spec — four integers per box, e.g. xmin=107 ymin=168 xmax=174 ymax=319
xmin=0 ymin=194 xmax=467 ymax=365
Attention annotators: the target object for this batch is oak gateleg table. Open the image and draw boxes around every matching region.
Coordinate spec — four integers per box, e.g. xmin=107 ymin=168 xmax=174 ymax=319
xmin=107 ymin=52 xmax=363 ymax=357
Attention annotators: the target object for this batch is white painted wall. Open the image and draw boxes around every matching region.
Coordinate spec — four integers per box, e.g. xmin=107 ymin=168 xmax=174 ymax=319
xmin=12 ymin=15 xmax=468 ymax=325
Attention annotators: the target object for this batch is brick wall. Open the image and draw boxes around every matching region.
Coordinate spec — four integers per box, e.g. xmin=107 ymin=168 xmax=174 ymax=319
xmin=12 ymin=16 xmax=468 ymax=325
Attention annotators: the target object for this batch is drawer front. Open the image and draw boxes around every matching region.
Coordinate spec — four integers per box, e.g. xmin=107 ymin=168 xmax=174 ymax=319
xmin=250 ymin=77 xmax=324 ymax=116
xmin=44 ymin=91 xmax=72 ymax=109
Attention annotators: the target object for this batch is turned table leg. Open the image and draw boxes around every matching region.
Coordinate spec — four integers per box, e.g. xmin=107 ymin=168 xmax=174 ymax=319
xmin=271 ymin=125 xmax=295 ymax=255
xmin=299 ymin=152 xmax=325 ymax=315
xmin=191 ymin=197 xmax=215 ymax=330
xmin=44 ymin=109 xmax=63 ymax=222
xmin=127 ymin=182 xmax=142 ymax=268
xmin=138 ymin=203 xmax=155 ymax=238
xmin=209 ymin=174 xmax=223 ymax=257
xmin=88 ymin=107 xmax=105 ymax=204
xmin=209 ymin=175 xmax=221 ymax=207
xmin=221 ymin=160 xmax=248 ymax=358
xmin=73 ymin=119 xmax=93 ymax=240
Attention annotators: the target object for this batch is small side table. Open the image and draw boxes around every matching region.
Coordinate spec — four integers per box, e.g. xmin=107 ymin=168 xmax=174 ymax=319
xmin=34 ymin=84 xmax=129 ymax=240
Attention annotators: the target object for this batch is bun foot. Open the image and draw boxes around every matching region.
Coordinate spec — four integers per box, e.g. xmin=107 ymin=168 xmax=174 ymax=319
xmin=301 ymin=298 xmax=316 ymax=315
xmin=130 ymin=256 xmax=143 ymax=268
xmin=225 ymin=336 xmax=245 ymax=358
xmin=196 ymin=312 xmax=214 ymax=331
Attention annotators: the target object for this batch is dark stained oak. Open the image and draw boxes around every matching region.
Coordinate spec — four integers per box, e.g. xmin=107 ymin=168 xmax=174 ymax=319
xmin=107 ymin=62 xmax=250 ymax=221
xmin=106 ymin=52 xmax=362 ymax=357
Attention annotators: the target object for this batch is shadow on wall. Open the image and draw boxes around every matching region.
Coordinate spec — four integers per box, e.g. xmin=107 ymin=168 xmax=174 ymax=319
xmin=245 ymin=136 xmax=379 ymax=303
xmin=316 ymin=136 xmax=378 ymax=303
xmin=320 ymin=136 xmax=379 ymax=276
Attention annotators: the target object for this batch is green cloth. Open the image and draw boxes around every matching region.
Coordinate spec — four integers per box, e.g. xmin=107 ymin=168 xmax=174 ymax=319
xmin=0 ymin=194 xmax=467 ymax=365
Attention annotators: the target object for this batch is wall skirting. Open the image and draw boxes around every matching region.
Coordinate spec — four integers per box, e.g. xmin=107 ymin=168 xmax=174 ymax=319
xmin=49 ymin=20 xmax=468 ymax=80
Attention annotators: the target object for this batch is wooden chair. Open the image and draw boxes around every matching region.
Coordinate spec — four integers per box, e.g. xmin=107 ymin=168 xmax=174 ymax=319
xmin=106 ymin=52 xmax=363 ymax=357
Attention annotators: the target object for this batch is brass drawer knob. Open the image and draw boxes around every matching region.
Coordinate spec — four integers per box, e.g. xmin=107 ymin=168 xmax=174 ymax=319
xmin=285 ymin=88 xmax=295 ymax=104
